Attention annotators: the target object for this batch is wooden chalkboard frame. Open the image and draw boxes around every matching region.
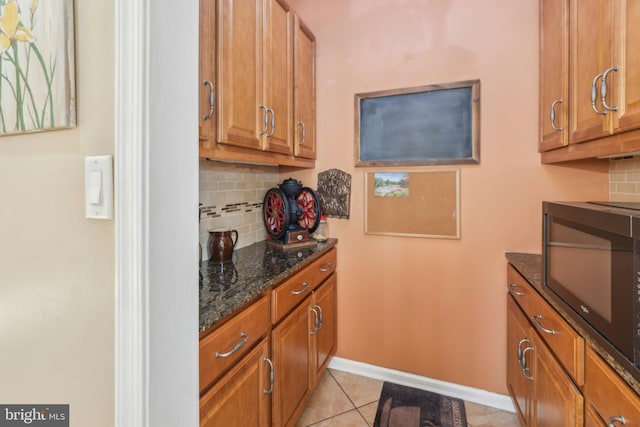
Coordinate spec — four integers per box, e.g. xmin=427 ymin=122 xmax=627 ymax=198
xmin=364 ymin=169 xmax=460 ymax=239
xmin=354 ymin=80 xmax=480 ymax=167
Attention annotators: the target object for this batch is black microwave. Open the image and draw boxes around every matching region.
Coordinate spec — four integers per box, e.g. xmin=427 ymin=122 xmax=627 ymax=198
xmin=543 ymin=201 xmax=640 ymax=379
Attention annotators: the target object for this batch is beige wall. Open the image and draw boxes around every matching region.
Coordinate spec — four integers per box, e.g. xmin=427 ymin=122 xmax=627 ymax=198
xmin=0 ymin=2 xmax=115 ymax=425
xmin=286 ymin=0 xmax=609 ymax=395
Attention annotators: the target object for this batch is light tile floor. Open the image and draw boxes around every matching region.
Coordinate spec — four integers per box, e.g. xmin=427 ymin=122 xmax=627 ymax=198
xmin=296 ymin=369 xmax=520 ymax=427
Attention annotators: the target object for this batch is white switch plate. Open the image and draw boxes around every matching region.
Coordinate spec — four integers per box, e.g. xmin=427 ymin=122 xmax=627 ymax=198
xmin=85 ymin=155 xmax=113 ymax=220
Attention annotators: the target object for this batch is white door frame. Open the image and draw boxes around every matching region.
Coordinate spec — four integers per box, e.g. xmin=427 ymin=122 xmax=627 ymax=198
xmin=114 ymin=1 xmax=199 ymax=426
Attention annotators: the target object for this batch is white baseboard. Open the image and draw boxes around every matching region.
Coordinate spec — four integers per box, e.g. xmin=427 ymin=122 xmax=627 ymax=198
xmin=327 ymin=357 xmax=515 ymax=413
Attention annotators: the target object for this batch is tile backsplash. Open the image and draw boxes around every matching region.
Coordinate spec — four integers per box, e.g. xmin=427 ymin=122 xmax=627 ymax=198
xmin=199 ymin=159 xmax=279 ymax=260
xmin=610 ymin=156 xmax=640 ymax=202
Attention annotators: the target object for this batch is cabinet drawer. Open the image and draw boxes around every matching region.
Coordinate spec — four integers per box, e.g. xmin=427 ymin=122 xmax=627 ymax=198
xmin=309 ymin=248 xmax=337 ymax=288
xmin=271 ymin=249 xmax=336 ymax=324
xmin=271 ymin=265 xmax=314 ymax=324
xmin=585 ymin=346 xmax=640 ymax=427
xmin=200 ymin=295 xmax=270 ymax=393
xmin=507 ymin=264 xmax=584 ymax=385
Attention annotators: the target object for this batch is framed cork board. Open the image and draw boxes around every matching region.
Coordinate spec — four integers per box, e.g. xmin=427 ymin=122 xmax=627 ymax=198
xmin=355 ymin=80 xmax=480 ymax=167
xmin=364 ymin=169 xmax=460 ymax=239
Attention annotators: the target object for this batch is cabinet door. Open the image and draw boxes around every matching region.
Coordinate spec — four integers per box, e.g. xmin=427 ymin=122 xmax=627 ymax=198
xmin=507 ymin=296 xmax=533 ymax=425
xmin=533 ymin=333 xmax=584 ymax=427
xmin=263 ymin=0 xmax=293 ymax=154
xmin=293 ymin=14 xmax=316 ymax=160
xmin=200 ymin=339 xmax=271 ymax=427
xmin=310 ymin=274 xmax=337 ymax=386
xmin=611 ymin=1 xmax=640 ymax=133
xmin=569 ymin=0 xmax=614 ymax=143
xmin=539 ymin=0 xmax=569 ymax=152
xmin=217 ymin=0 xmax=264 ymax=150
xmin=584 ymin=404 xmax=606 ymax=427
xmin=199 ymin=0 xmax=217 ymax=144
xmin=272 ymin=298 xmax=311 ymax=427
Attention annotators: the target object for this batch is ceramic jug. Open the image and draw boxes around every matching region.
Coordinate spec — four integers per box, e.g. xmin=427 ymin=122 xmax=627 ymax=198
xmin=208 ymin=229 xmax=238 ymax=262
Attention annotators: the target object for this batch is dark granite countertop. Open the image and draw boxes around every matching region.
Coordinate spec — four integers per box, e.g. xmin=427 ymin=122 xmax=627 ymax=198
xmin=506 ymin=252 xmax=640 ymax=396
xmin=200 ymin=238 xmax=338 ymax=334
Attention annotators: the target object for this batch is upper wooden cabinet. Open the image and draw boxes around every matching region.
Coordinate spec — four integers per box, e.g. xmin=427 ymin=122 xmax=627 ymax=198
xmin=293 ymin=14 xmax=316 ymax=160
xmin=540 ymin=0 xmax=640 ymax=163
xmin=199 ymin=0 xmax=217 ymax=143
xmin=539 ymin=0 xmax=569 ymax=152
xmin=199 ymin=0 xmax=316 ymax=168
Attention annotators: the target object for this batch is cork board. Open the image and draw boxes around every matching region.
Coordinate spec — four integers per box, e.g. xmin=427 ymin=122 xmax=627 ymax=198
xmin=364 ymin=169 xmax=460 ymax=239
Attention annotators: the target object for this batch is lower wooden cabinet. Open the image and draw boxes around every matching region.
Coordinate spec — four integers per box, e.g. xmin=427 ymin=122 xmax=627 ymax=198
xmin=506 ymin=265 xmax=584 ymax=427
xmin=200 ymin=339 xmax=272 ymax=427
xmin=271 ymin=274 xmax=337 ymax=427
xmin=585 ymin=346 xmax=640 ymax=427
xmin=200 ymin=247 xmax=338 ymax=427
xmin=310 ymin=274 xmax=337 ymax=386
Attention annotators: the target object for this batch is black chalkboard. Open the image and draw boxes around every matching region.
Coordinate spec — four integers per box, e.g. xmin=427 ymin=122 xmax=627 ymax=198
xmin=355 ymin=80 xmax=480 ymax=166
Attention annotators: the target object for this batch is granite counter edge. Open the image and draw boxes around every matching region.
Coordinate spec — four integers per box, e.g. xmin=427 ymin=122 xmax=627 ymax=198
xmin=200 ymin=239 xmax=338 ymax=335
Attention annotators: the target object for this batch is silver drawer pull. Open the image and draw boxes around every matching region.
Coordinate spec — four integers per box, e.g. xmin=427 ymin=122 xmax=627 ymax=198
xmin=319 ymin=262 xmax=333 ymax=273
xmin=508 ymin=283 xmax=524 ymax=296
xmin=532 ymin=314 xmax=557 ymax=335
xmin=263 ymin=357 xmax=274 ymax=395
xmin=608 ymin=416 xmax=626 ymax=426
xmin=290 ymin=282 xmax=309 ymax=295
xmin=215 ymin=332 xmax=248 ymax=358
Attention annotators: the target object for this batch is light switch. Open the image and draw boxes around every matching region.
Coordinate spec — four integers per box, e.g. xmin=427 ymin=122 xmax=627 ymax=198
xmin=85 ymin=155 xmax=113 ymax=220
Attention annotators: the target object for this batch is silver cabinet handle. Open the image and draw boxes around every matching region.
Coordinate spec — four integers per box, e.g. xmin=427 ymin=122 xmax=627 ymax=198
xmin=532 ymin=314 xmax=557 ymax=335
xmin=297 ymin=121 xmax=306 ymax=145
xmin=508 ymin=283 xmax=524 ymax=297
xmin=259 ymin=104 xmax=269 ymax=135
xmin=601 ymin=65 xmax=619 ymax=111
xmin=521 ymin=346 xmax=534 ymax=381
xmin=608 ymin=416 xmax=626 ymax=426
xmin=309 ymin=307 xmax=319 ymax=335
xmin=591 ymin=73 xmax=607 ymax=114
xmin=517 ymin=338 xmax=529 ymax=367
xmin=314 ymin=304 xmax=324 ymax=329
xmin=202 ymin=80 xmax=215 ymax=120
xmin=319 ymin=262 xmax=333 ymax=273
xmin=550 ymin=99 xmax=563 ymax=131
xmin=215 ymin=332 xmax=248 ymax=358
xmin=263 ymin=357 xmax=274 ymax=395
xmin=266 ymin=107 xmax=275 ymax=137
xmin=290 ymin=282 xmax=309 ymax=295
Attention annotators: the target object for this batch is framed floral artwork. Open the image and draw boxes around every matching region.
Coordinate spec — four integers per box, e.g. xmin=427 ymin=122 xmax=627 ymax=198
xmin=0 ymin=0 xmax=76 ymax=135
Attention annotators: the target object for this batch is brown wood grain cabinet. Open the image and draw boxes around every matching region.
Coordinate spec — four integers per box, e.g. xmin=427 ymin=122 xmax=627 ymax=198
xmin=585 ymin=346 xmax=640 ymax=427
xmin=540 ymin=0 xmax=640 ymax=163
xmin=538 ymin=0 xmax=569 ymax=152
xmin=200 ymin=339 xmax=272 ymax=427
xmin=198 ymin=0 xmax=316 ymax=168
xmin=271 ymin=248 xmax=337 ymax=427
xmin=506 ymin=265 xmax=584 ymax=427
xmin=293 ymin=13 xmax=316 ymax=160
xmin=200 ymin=247 xmax=337 ymax=426
xmin=507 ymin=262 xmax=640 ymax=426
